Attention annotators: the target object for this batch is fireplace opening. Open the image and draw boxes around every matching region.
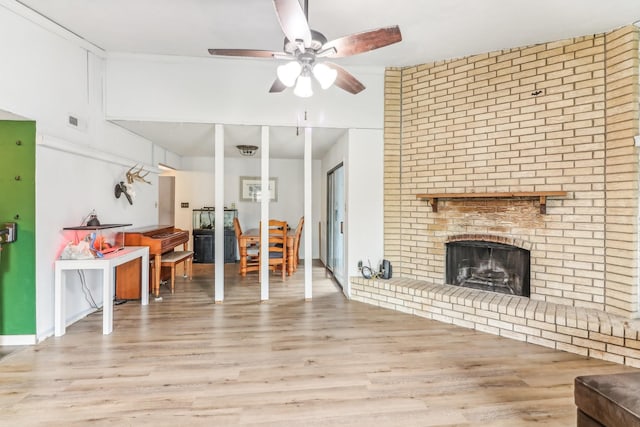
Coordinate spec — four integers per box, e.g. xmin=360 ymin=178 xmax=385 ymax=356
xmin=446 ymin=240 xmax=530 ymax=297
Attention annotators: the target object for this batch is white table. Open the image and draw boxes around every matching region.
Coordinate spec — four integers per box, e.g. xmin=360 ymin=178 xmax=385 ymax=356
xmin=54 ymin=246 xmax=149 ymax=336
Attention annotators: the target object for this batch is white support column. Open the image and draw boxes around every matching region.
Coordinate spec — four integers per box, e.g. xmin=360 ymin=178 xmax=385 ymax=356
xmin=304 ymin=127 xmax=312 ymax=300
xmin=260 ymin=126 xmax=270 ymax=301
xmin=214 ymin=124 xmax=224 ymax=303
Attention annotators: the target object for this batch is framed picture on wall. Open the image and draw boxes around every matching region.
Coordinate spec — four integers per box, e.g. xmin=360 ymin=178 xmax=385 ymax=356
xmin=239 ymin=176 xmax=278 ymax=202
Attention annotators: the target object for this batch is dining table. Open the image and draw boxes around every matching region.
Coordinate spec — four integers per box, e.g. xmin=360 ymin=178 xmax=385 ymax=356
xmin=239 ymin=228 xmax=296 ymax=277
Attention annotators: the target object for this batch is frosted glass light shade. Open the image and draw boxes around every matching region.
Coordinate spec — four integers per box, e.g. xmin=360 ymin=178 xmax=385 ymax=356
xmin=293 ymin=74 xmax=313 ymax=98
xmin=276 ymin=61 xmax=302 ymax=87
xmin=312 ymin=63 xmax=337 ymax=89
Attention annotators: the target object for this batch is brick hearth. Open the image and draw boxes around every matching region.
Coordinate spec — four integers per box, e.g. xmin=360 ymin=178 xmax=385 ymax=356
xmin=351 ymin=276 xmax=640 ymax=367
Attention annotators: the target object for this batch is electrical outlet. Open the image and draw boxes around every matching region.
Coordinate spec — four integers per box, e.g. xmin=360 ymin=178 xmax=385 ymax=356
xmin=634 ymin=135 xmax=640 ymax=147
xmin=2 ymin=223 xmax=17 ymax=243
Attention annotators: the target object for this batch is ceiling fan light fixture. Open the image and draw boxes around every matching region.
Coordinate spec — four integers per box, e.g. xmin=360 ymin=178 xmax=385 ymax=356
xmin=276 ymin=61 xmax=302 ymax=87
xmin=312 ymin=63 xmax=337 ymax=89
xmin=293 ymin=73 xmax=313 ymax=98
xmin=208 ymin=0 xmax=401 ymax=96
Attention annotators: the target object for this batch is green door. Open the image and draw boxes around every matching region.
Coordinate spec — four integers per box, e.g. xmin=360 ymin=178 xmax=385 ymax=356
xmin=0 ymin=120 xmax=36 ymax=335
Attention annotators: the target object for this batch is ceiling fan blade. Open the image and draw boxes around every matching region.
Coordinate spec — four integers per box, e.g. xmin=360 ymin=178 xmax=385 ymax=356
xmin=273 ymin=0 xmax=312 ymax=48
xmin=326 ymin=62 xmax=365 ymax=94
xmin=208 ymin=49 xmax=282 ymax=58
xmin=320 ymin=26 xmax=402 ymax=58
xmin=269 ymin=78 xmax=287 ymax=93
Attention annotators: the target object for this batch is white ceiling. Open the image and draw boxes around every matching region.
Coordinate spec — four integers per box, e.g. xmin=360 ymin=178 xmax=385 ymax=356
xmin=15 ymin=0 xmax=640 ymax=158
xmin=16 ymin=0 xmax=640 ymax=66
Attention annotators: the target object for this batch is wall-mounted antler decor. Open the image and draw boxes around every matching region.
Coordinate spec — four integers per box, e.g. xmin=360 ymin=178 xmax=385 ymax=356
xmin=114 ymin=181 xmax=133 ymax=205
xmin=115 ymin=164 xmax=152 ymax=205
xmin=126 ymin=164 xmax=151 ymax=185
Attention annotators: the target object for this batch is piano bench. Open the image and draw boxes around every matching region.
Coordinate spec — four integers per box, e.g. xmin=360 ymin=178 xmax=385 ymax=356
xmin=158 ymin=250 xmax=194 ymax=293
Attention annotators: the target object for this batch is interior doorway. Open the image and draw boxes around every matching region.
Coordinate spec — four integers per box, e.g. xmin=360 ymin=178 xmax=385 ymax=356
xmin=158 ymin=176 xmax=175 ymax=225
xmin=326 ymin=163 xmax=345 ymax=286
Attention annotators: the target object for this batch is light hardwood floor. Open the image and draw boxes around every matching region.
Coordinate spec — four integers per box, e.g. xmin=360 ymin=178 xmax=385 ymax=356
xmin=0 ymin=262 xmax=636 ymax=426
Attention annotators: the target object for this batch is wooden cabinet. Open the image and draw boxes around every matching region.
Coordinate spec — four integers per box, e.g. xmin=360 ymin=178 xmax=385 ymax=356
xmin=115 ymin=257 xmax=143 ymax=299
xmin=193 ymin=229 xmax=236 ymax=263
xmin=223 ymin=230 xmax=237 ymax=263
xmin=193 ymin=231 xmax=214 ymax=263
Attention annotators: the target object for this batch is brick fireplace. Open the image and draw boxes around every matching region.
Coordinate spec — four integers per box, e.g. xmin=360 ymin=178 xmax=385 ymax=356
xmin=352 ymin=25 xmax=640 ymax=366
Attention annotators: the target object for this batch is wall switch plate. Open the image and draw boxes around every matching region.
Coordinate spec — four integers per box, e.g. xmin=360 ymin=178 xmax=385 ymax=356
xmin=181 ymin=202 xmax=189 ymax=208
xmin=67 ymin=113 xmax=87 ymax=132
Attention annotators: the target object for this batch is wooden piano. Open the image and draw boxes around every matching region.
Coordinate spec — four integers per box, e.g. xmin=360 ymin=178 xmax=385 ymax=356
xmin=123 ymin=225 xmax=189 ymax=297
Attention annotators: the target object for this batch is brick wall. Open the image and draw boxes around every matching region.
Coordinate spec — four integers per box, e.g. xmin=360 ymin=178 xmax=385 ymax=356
xmin=384 ymin=26 xmax=639 ymax=318
xmin=604 ymin=27 xmax=640 ymax=317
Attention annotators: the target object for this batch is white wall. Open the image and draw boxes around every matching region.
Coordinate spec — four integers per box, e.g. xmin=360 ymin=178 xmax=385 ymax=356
xmin=0 ymin=4 xmax=87 ymax=146
xmin=105 ymin=54 xmax=385 ymax=130
xmin=177 ymin=155 xmax=322 ymax=259
xmin=0 ymin=4 xmax=180 ymax=340
xmin=0 ymin=5 xmax=157 ymax=161
xmin=171 ymin=156 xmax=213 ymax=235
xmin=346 ymin=129 xmax=384 ymax=296
xmin=1 ymin=1 xmax=386 ymax=341
xmin=320 ymin=130 xmax=384 ymax=297
xmin=36 ymin=137 xmax=158 ymax=339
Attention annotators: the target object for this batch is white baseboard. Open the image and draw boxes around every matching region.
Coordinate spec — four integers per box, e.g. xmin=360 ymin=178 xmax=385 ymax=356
xmin=0 ymin=335 xmax=37 ymax=346
xmin=33 ymin=307 xmax=98 ymax=344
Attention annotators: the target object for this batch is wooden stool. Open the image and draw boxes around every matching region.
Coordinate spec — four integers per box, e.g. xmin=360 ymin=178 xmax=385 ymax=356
xmin=159 ymin=250 xmax=193 ymax=293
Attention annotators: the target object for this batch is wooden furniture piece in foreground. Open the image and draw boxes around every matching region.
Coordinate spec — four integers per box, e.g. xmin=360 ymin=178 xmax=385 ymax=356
xmin=416 ymin=191 xmax=568 ymax=214
xmin=54 ymin=246 xmax=149 ymax=336
xmin=233 ymin=217 xmax=259 ymax=275
xmin=124 ymin=225 xmax=189 ymax=296
xmin=158 ymin=250 xmax=193 ymax=293
xmin=291 ymin=217 xmax=304 ymax=274
xmin=261 ymin=219 xmax=287 ymax=280
xmin=239 ymin=227 xmax=296 ymax=277
xmin=575 ymin=372 xmax=640 ymax=426
xmin=115 ymin=257 xmax=144 ymax=299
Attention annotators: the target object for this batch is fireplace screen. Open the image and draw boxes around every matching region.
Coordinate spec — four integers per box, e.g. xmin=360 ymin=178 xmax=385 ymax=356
xmin=446 ymin=240 xmax=530 ymax=296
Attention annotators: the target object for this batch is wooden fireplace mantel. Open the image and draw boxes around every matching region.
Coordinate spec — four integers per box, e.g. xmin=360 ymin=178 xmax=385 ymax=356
xmin=416 ymin=191 xmax=567 ymax=214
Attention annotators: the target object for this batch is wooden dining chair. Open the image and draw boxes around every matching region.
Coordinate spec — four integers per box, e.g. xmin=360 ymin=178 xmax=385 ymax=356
xmin=233 ymin=217 xmax=259 ymax=276
xmin=292 ymin=216 xmax=304 ymax=273
xmin=260 ymin=219 xmax=287 ymax=280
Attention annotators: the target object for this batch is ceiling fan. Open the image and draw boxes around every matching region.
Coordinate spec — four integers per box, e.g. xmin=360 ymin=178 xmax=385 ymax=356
xmin=208 ymin=0 xmax=402 ymax=97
